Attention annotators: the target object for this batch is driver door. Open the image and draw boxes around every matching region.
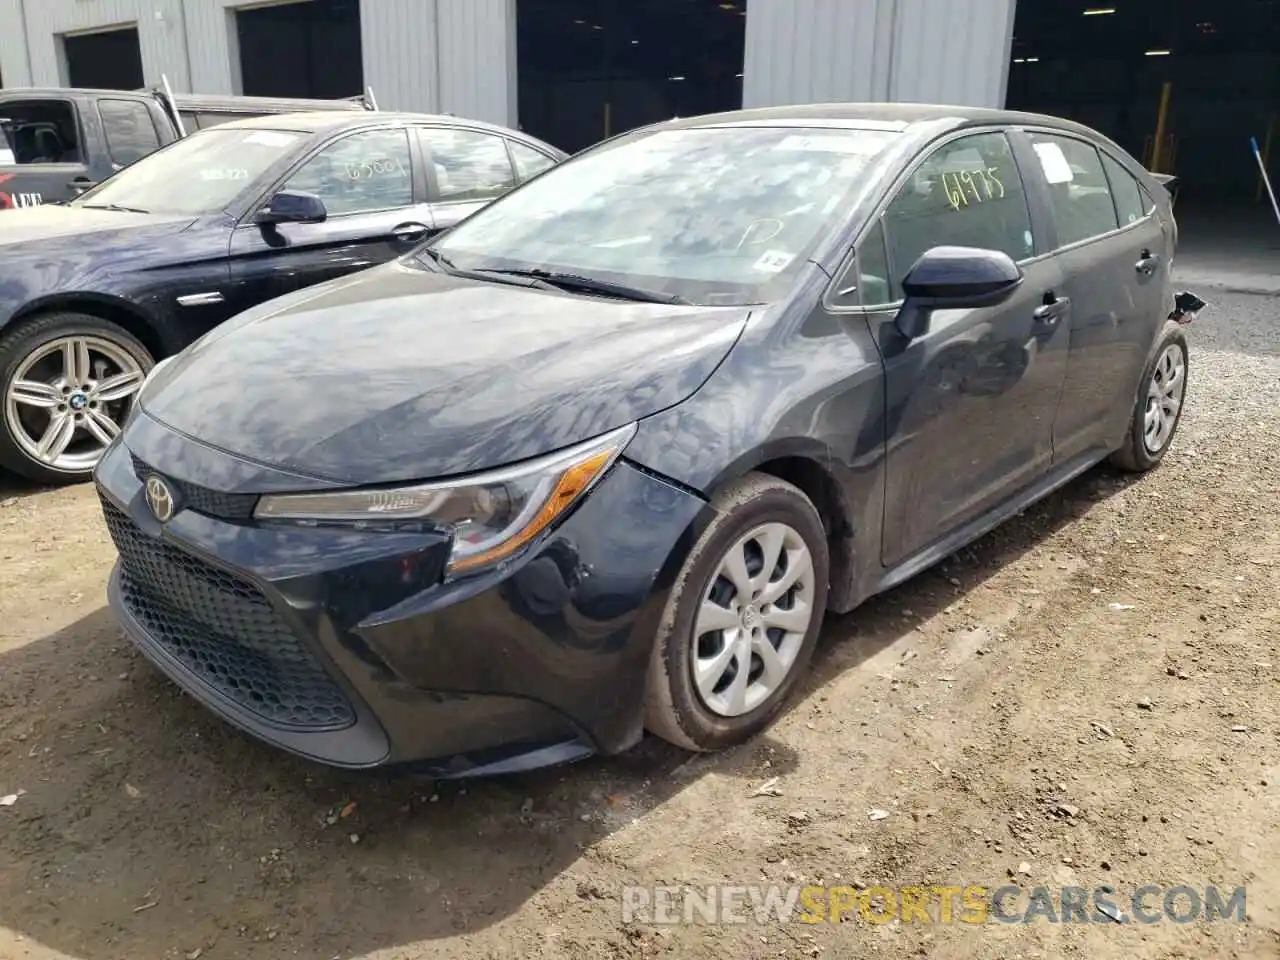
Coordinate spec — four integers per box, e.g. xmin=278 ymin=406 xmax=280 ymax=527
xmin=226 ymin=126 xmax=434 ymax=313
xmin=858 ymin=130 xmax=1072 ymax=567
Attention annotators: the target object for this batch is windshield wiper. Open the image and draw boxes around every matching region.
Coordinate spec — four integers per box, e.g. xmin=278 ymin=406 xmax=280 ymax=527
xmin=418 ymin=248 xmax=559 ymax=291
xmin=80 ymin=203 xmax=151 ymax=214
xmin=483 ymin=268 xmax=691 ymax=305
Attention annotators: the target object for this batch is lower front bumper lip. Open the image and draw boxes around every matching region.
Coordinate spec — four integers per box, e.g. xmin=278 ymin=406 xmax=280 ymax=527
xmin=108 ymin=563 xmax=393 ymax=769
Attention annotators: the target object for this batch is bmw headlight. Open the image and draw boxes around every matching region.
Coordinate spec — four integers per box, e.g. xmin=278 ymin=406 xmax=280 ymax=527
xmin=254 ymin=423 xmax=636 ymax=576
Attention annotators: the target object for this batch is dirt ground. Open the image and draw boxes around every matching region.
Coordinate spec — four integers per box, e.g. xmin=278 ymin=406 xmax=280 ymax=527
xmin=1 ymin=290 xmax=1278 ymax=960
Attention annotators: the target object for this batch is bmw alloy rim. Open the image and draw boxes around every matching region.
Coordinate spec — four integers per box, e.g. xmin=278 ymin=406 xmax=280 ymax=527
xmin=3 ymin=336 xmax=145 ymax=472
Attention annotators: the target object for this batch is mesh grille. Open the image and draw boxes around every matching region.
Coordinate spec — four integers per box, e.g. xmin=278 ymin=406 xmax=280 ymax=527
xmin=102 ymin=497 xmax=355 ymax=731
xmin=131 ymin=454 xmax=259 ymax=522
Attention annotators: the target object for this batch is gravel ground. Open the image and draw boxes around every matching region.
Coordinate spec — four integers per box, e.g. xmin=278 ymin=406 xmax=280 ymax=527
xmin=0 ymin=287 xmax=1277 ymax=960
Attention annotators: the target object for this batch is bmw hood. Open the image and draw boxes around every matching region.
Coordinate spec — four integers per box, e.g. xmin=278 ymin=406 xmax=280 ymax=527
xmin=140 ymin=259 xmax=750 ymax=486
xmin=0 ymin=205 xmax=197 ymax=253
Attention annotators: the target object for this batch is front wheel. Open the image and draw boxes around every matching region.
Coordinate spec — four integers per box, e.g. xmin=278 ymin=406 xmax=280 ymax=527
xmin=0 ymin=312 xmax=153 ymax=484
xmin=643 ymin=472 xmax=830 ymax=752
xmin=1109 ymin=323 xmax=1189 ymax=473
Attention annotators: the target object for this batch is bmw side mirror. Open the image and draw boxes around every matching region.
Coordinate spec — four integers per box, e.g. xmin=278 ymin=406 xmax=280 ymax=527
xmin=256 ymin=189 xmax=328 ymax=226
xmin=895 ymin=246 xmax=1023 ymax=340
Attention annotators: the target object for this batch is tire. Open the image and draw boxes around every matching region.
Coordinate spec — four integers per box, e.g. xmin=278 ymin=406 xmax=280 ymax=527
xmin=643 ymin=472 xmax=831 ymax=752
xmin=0 ymin=311 xmax=154 ymax=485
xmin=1109 ymin=322 xmax=1189 ymax=473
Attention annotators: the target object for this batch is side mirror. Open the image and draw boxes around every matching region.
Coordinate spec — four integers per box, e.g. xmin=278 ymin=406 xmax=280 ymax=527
xmin=255 ymin=189 xmax=327 ymax=226
xmin=895 ymin=246 xmax=1023 ymax=340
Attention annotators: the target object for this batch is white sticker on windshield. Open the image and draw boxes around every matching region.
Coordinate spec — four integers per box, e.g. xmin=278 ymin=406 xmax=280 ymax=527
xmin=774 ymin=134 xmax=886 ymax=156
xmin=243 ymin=131 xmax=299 ymax=148
xmin=753 ymin=249 xmax=795 ymax=273
xmin=1034 ymin=142 xmax=1074 ymax=184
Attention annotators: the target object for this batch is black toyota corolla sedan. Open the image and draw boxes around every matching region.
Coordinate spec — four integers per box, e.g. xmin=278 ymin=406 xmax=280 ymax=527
xmin=94 ymin=103 xmax=1203 ymax=776
xmin=0 ymin=111 xmax=564 ymax=484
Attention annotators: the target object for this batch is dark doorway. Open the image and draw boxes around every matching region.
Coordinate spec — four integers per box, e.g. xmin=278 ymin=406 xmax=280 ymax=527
xmin=64 ymin=26 xmax=145 ymax=90
xmin=237 ymin=0 xmax=363 ymax=100
xmin=1007 ymin=0 xmax=1280 ymax=203
xmin=517 ymin=0 xmax=748 ymax=154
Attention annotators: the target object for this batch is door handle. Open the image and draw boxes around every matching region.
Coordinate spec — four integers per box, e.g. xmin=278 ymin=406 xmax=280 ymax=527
xmin=391 ymin=222 xmax=430 ymax=243
xmin=1136 ymin=251 xmax=1161 ymax=276
xmin=1033 ymin=295 xmax=1070 ymax=327
xmin=67 ymin=177 xmax=96 ymax=194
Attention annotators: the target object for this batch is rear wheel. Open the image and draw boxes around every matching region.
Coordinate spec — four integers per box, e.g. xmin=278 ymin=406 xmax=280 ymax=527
xmin=1109 ymin=323 xmax=1189 ymax=473
xmin=643 ymin=473 xmax=830 ymax=752
xmin=0 ymin=312 xmax=153 ymax=484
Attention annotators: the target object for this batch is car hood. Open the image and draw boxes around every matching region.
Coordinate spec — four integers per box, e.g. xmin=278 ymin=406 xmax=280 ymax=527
xmin=0 ymin=205 xmax=197 ymax=252
xmin=141 ymin=260 xmax=750 ymax=486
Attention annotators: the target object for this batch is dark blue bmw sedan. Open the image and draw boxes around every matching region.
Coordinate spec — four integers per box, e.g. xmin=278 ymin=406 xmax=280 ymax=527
xmin=94 ymin=103 xmax=1201 ymax=776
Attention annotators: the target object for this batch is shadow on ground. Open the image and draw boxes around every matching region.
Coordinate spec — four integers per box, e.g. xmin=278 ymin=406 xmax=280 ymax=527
xmin=0 ymin=466 xmax=1131 ymax=959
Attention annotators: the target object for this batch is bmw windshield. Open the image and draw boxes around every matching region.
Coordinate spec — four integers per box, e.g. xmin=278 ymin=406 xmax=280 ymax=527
xmin=73 ymin=127 xmax=304 ymax=216
xmin=425 ymin=125 xmax=901 ymax=306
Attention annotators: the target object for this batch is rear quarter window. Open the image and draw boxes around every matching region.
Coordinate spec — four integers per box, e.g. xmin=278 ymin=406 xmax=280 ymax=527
xmin=1100 ymin=152 xmax=1149 ymax=227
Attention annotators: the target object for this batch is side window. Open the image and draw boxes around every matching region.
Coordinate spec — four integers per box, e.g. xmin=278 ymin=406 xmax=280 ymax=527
xmin=0 ymin=98 xmax=84 ymax=165
xmin=98 ymin=99 xmax=161 ymax=168
xmin=422 ymin=128 xmax=517 ymax=202
xmin=509 ymin=140 xmax=556 ymax=181
xmin=1100 ymin=152 xmax=1147 ymax=227
xmin=282 ymin=128 xmax=414 ymax=217
xmin=178 ymin=111 xmax=200 ymax=133
xmin=1027 ymin=133 xmax=1119 ymax=248
xmin=882 ymin=131 xmax=1033 ymax=299
xmin=855 ymin=219 xmax=893 ymax=306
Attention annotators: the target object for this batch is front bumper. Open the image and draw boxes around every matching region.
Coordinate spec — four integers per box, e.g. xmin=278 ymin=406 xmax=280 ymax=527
xmin=94 ymin=417 xmax=706 ymax=775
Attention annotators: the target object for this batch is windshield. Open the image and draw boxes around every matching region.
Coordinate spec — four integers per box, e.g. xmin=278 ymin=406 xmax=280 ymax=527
xmin=426 ymin=126 xmax=900 ymax=306
xmin=74 ymin=127 xmax=305 ymax=216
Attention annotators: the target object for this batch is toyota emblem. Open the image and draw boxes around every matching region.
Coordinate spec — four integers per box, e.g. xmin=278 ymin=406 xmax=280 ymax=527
xmin=145 ymin=475 xmax=176 ymax=522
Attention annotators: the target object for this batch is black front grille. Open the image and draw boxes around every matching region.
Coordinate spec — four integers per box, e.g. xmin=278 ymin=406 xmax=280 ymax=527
xmin=102 ymin=497 xmax=355 ymax=731
xmin=130 ymin=454 xmax=259 ymax=521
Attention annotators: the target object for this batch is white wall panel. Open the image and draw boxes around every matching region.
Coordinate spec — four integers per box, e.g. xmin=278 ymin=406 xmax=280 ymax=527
xmin=744 ymin=0 xmax=1016 ymax=110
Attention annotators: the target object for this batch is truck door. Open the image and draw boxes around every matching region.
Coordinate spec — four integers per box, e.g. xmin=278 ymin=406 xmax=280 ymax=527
xmin=0 ymin=95 xmax=93 ymax=209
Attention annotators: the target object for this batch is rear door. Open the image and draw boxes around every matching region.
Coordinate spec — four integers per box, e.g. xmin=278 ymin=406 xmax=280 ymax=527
xmin=94 ymin=97 xmax=165 ymax=184
xmin=0 ymin=95 xmax=92 ymax=208
xmin=227 ymin=124 xmax=434 ymax=308
xmin=416 ymin=125 xmax=520 ymax=234
xmin=1017 ymin=130 xmax=1169 ymax=462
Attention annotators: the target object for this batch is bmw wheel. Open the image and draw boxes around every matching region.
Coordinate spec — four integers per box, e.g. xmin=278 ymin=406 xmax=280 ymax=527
xmin=644 ymin=472 xmax=830 ymax=752
xmin=0 ymin=312 xmax=153 ymax=484
xmin=1110 ymin=322 xmax=1189 ymax=473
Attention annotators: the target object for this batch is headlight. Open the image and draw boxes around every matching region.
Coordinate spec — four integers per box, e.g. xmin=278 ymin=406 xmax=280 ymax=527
xmin=254 ymin=423 xmax=636 ymax=576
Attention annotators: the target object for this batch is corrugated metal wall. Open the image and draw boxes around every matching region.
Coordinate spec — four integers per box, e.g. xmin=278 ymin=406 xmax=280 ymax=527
xmin=0 ymin=0 xmax=192 ymax=90
xmin=1 ymin=0 xmax=1008 ymax=125
xmin=0 ymin=0 xmax=518 ymax=127
xmin=744 ymin=0 xmax=1015 ymax=110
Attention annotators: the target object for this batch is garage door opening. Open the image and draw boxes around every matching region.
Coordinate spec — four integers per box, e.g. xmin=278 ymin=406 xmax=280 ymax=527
xmin=1006 ymin=0 xmax=1279 ymax=204
xmin=236 ymin=0 xmax=363 ymax=100
xmin=518 ymin=0 xmax=748 ymax=154
xmin=63 ymin=26 xmax=145 ymax=91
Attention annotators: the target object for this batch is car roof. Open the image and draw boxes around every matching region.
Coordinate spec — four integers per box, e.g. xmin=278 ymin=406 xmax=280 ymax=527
xmin=666 ymin=101 xmax=1105 ymax=141
xmin=213 ymin=110 xmax=564 ymax=147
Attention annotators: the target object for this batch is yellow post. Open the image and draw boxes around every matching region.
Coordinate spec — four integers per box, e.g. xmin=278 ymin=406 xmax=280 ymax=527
xmin=1257 ymin=113 xmax=1276 ymax=204
xmin=1151 ymin=81 xmax=1173 ymax=174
